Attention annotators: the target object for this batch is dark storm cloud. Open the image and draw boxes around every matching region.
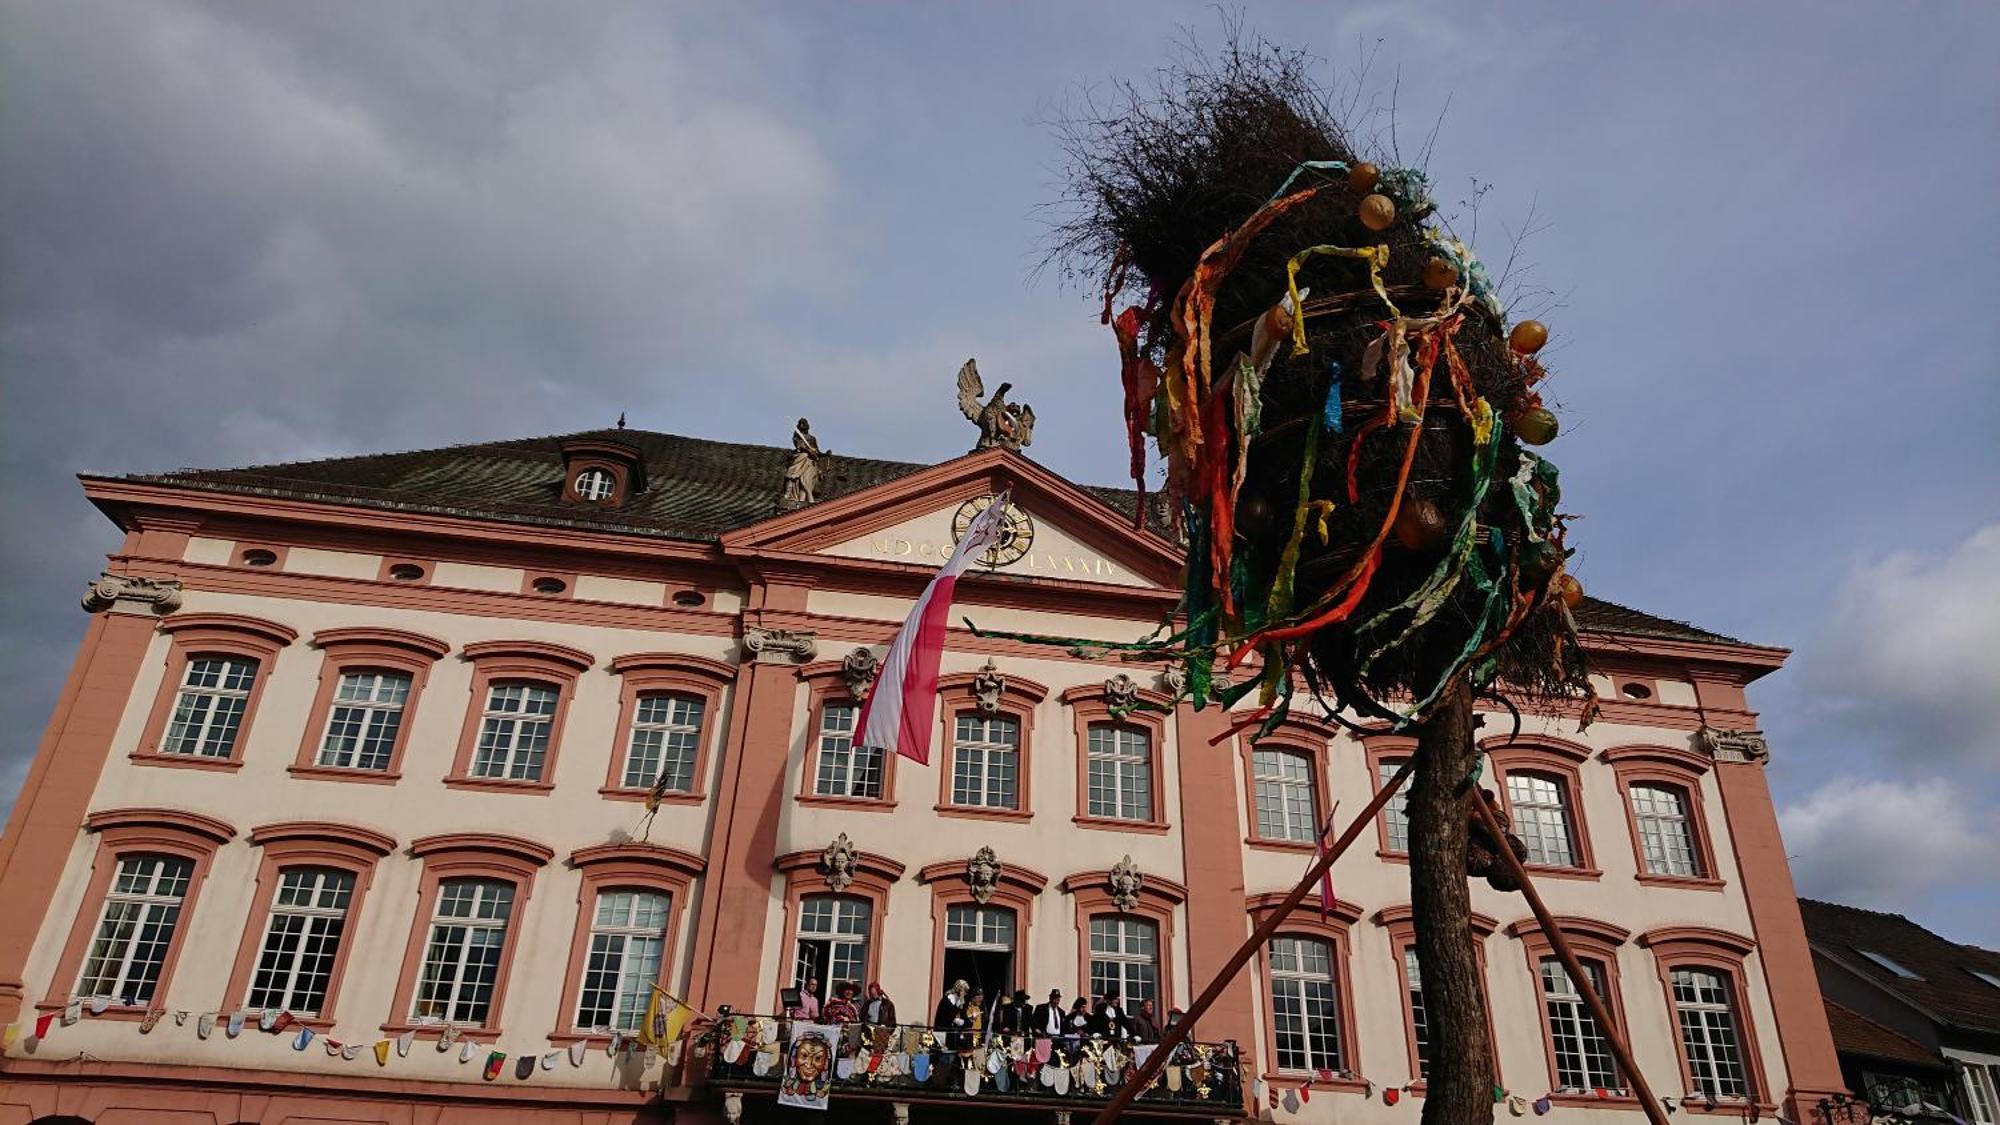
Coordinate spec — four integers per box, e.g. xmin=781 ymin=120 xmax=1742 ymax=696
xmin=3 ymin=1 xmax=1995 ymax=940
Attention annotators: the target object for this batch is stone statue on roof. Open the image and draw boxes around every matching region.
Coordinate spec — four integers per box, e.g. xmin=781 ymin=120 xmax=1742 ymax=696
xmin=781 ymin=418 xmax=829 ymax=510
xmin=955 ymin=358 xmax=1035 ymax=453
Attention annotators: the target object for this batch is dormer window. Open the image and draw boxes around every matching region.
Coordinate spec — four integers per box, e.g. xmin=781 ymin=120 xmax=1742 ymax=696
xmin=557 ymin=436 xmax=645 ymax=508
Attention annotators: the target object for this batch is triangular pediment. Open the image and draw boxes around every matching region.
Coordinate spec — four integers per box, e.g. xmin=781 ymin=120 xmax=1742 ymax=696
xmin=719 ymin=449 xmax=1181 ymax=591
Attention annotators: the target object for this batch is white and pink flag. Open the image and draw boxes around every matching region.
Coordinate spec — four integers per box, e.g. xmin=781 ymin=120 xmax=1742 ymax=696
xmin=855 ymin=494 xmax=1012 ymax=765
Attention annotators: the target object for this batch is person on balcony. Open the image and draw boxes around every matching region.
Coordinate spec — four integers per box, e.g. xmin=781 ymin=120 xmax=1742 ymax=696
xmin=1093 ymin=987 xmax=1130 ymax=1041
xmin=789 ymin=977 xmax=822 ymax=1020
xmin=997 ymin=989 xmax=1032 ymax=1036
xmin=1065 ymin=997 xmax=1092 ymax=1051
xmin=1030 ymin=989 xmax=1065 ymax=1041
xmin=1127 ymin=998 xmax=1161 ymax=1044
xmin=860 ymin=982 xmax=897 ymax=1027
xmin=933 ymin=979 xmax=972 ymax=1041
xmin=823 ymin=981 xmax=860 ymax=1023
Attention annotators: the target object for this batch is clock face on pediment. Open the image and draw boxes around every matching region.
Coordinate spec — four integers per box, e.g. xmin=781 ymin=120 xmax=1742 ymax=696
xmin=952 ymin=494 xmax=1035 ymax=566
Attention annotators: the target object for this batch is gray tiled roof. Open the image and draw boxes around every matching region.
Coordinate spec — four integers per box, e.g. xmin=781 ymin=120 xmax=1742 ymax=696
xmin=1802 ymin=898 xmax=2000 ymax=1036
xmin=116 ymin=427 xmax=1732 ymax=644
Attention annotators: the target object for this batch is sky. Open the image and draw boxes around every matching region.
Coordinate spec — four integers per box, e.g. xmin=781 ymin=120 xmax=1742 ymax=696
xmin=2 ymin=2 xmax=1995 ymax=944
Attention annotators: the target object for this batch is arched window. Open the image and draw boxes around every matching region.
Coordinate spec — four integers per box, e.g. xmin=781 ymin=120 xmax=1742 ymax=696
xmin=603 ymin=653 xmax=732 ymax=803
xmin=42 ymin=808 xmax=235 ymax=1018
xmin=1488 ymin=736 xmax=1601 ymax=878
xmin=385 ymin=833 xmax=553 ymax=1038
xmin=1362 ymin=734 xmax=1418 ymax=858
xmin=935 ymin=670 xmax=1045 ymax=820
xmin=776 ymin=846 xmax=903 ymax=1005
xmin=1375 ymin=904 xmax=1500 ymax=1086
xmin=553 ymin=842 xmax=704 ymax=1042
xmin=1091 ymin=916 xmax=1159 ymax=1005
xmin=291 ymin=627 xmax=450 ymax=783
xmin=134 ymin=614 xmax=297 ymax=770
xmin=1250 ymin=747 xmax=1319 ymax=844
xmin=1065 ymin=682 xmax=1169 ymax=831
xmin=224 ymin=821 xmax=396 ymax=1025
xmin=1269 ymin=936 xmax=1344 ymax=1073
xmin=1638 ymin=926 xmax=1767 ymax=1108
xmin=1509 ymin=915 xmax=1634 ymax=1103
xmin=445 ymin=641 xmax=594 ymax=793
xmin=1602 ymin=746 xmax=1724 ymax=889
xmin=1063 ymin=868 xmax=1186 ymax=1009
xmin=574 ymin=468 xmax=615 ymax=501
xmin=1508 ymin=772 xmax=1581 ymax=867
xmin=919 ymin=857 xmax=1046 ymax=1006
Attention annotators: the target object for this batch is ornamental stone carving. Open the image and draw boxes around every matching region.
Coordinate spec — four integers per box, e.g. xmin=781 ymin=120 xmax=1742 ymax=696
xmin=971 ymin=659 xmax=1006 ymax=715
xmin=81 ymin=572 xmax=183 ymax=616
xmin=1697 ymin=727 xmax=1771 ymax=765
xmin=967 ymin=846 xmax=1001 ymax=905
xmin=1104 ymin=673 xmax=1141 ymax=712
xmin=1158 ymin=665 xmax=1188 ymax=697
xmin=743 ymin=626 xmax=817 ymax=665
xmin=842 ymin=646 xmax=882 ymax=699
xmin=1107 ymin=855 xmax=1143 ymax=913
xmin=822 ymin=832 xmax=860 ymax=893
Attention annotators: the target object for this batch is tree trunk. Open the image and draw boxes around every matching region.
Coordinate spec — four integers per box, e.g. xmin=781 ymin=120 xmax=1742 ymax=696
xmin=1409 ymin=674 xmax=1494 ymax=1125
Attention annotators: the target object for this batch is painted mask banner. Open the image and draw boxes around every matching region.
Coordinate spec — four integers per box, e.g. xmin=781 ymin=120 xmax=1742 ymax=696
xmin=779 ymin=1022 xmax=837 ymax=1111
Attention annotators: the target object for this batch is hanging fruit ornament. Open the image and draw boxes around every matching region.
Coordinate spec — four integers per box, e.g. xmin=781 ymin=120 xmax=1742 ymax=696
xmin=1423 ymin=257 xmax=1459 ymax=289
xmin=1359 ymin=194 xmax=1397 ymax=231
xmin=1555 ymin=573 xmax=1585 ymax=609
xmin=1508 ymin=320 xmax=1549 ymax=355
xmin=1513 ymin=407 xmax=1559 ymax=446
xmin=1347 ymin=162 xmax=1380 ymax=193
xmin=1392 ymin=497 xmax=1447 ymax=552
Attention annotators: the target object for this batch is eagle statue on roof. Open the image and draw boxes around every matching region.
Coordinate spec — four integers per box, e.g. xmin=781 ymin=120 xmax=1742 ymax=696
xmin=955 ymin=358 xmax=1035 ymax=453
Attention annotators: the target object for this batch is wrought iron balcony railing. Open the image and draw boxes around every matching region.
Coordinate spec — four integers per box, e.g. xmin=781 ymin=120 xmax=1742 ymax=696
xmin=697 ymin=1015 xmax=1243 ymax=1115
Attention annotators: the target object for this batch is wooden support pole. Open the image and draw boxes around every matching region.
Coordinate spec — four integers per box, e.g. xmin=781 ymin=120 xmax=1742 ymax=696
xmin=1091 ymin=757 xmax=1418 ymax=1125
xmin=1469 ymin=792 xmax=1672 ymax=1125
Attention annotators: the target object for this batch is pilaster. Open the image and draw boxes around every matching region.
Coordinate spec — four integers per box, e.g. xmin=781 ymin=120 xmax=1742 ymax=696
xmin=1173 ymin=701 xmax=1259 ymax=1081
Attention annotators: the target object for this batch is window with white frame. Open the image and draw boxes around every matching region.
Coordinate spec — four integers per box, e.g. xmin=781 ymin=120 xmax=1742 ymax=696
xmin=1541 ymin=957 xmax=1622 ymax=1093
xmin=162 ymin=657 xmax=258 ymax=757
xmin=1959 ymin=1062 xmax=1998 ymax=1125
xmin=412 ymin=878 xmax=514 ymax=1025
xmin=946 ymin=904 xmax=1015 ymax=952
xmin=1252 ymin=747 xmax=1318 ymax=842
xmin=469 ymin=681 xmax=558 ymax=781
xmin=1090 ymin=916 xmax=1159 ymax=1005
xmin=1086 ymin=724 xmax=1153 ymax=821
xmin=316 ymin=670 xmax=411 ymax=771
xmin=950 ymin=713 xmax=1020 ymax=809
xmin=1380 ymin=758 xmax=1412 ymax=853
xmin=574 ymin=468 xmax=615 ymax=500
xmin=1269 ymin=936 xmax=1344 ymax=1074
xmin=75 ymin=855 xmax=193 ymax=1004
xmin=622 ymin=694 xmax=704 ymax=791
xmin=1671 ymin=968 xmax=1751 ymax=1100
xmin=813 ymin=703 xmax=884 ymax=800
xmin=246 ymin=867 xmax=354 ymax=1015
xmin=1404 ymin=946 xmax=1432 ymax=1077
xmin=795 ymin=895 xmax=871 ymax=990
xmin=1631 ymin=783 xmax=1702 ymax=877
xmin=1508 ymin=772 xmax=1580 ymax=867
xmin=575 ymin=889 xmax=671 ymax=1032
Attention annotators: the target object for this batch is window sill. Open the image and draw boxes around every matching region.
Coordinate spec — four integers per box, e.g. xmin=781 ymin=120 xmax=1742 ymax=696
xmin=39 ymin=1001 xmax=154 ymax=1023
xmin=1680 ymin=1099 xmax=1775 ymax=1116
xmin=1521 ymin=863 xmax=1603 ymax=882
xmin=1261 ymin=1071 xmax=1370 ymax=1093
xmin=546 ymin=1029 xmax=626 ymax=1046
xmin=797 ymin=794 xmax=897 ymax=812
xmin=1634 ymin=872 xmax=1726 ymax=891
xmin=599 ymin=786 xmax=704 ymax=805
xmin=380 ymin=1020 xmax=504 ymax=1042
xmin=130 ymin=751 xmax=242 ymax=772
xmin=1245 ymin=836 xmax=1318 ymax=854
xmin=444 ymin=777 xmax=555 ymax=795
xmin=1073 ymin=814 xmax=1170 ymax=835
xmin=1547 ymin=1092 xmax=1641 ymax=1109
xmin=936 ymin=803 xmax=1032 ymax=823
xmin=289 ymin=764 xmax=401 ymax=785
xmin=1377 ymin=848 xmax=1411 ymax=864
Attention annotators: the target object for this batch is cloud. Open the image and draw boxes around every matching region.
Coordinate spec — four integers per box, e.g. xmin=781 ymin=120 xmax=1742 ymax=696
xmin=1799 ymin=523 xmax=2000 ymax=768
xmin=1779 ymin=776 xmax=1990 ymax=911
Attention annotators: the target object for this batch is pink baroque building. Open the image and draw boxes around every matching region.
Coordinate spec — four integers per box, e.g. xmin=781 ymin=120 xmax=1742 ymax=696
xmin=0 ymin=429 xmax=1847 ymax=1125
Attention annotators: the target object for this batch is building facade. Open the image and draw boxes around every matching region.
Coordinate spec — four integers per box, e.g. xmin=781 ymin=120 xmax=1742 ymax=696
xmin=1801 ymin=898 xmax=2000 ymax=1122
xmin=0 ymin=429 xmax=1846 ymax=1124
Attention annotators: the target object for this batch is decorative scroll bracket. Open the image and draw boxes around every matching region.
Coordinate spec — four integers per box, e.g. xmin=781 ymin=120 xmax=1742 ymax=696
xmin=744 ymin=626 xmax=817 ymax=665
xmin=82 ymin=572 xmax=183 ymax=617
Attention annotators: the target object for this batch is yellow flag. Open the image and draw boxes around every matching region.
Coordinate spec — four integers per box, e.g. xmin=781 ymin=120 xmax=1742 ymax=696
xmin=373 ymin=1039 xmax=390 ymax=1066
xmin=638 ymin=987 xmax=667 ymax=1047
xmin=661 ymin=999 xmax=694 ymax=1046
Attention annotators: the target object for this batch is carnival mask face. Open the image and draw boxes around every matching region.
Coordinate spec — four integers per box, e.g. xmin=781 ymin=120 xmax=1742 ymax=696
xmin=794 ymin=1038 xmax=831 ymax=1083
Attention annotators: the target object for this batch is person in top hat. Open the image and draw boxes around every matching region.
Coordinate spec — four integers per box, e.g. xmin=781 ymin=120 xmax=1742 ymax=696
xmin=1029 ymin=989 xmax=1066 ymax=1040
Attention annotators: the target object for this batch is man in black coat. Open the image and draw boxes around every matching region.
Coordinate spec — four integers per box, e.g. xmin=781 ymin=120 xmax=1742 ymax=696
xmin=1028 ymin=988 xmax=1066 ymax=1040
xmin=1092 ymin=987 xmax=1130 ymax=1041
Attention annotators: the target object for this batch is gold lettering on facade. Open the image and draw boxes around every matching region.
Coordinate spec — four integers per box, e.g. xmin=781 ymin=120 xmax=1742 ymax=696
xmin=864 ymin=535 xmax=1118 ymax=584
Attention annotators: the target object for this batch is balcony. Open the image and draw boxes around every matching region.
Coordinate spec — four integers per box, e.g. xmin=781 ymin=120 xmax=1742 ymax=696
xmin=697 ymin=1015 xmax=1245 ymax=1121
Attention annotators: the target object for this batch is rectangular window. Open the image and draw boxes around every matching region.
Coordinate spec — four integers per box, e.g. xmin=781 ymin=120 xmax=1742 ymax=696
xmin=1541 ymin=957 xmax=1621 ymax=1093
xmin=795 ymin=895 xmax=871 ymax=989
xmin=1509 ymin=773 xmax=1579 ymax=867
xmin=1964 ymin=1064 xmax=2000 ymax=1125
xmin=412 ymin=878 xmax=513 ymax=1025
xmin=1672 ymin=968 xmax=1750 ymax=1100
xmin=575 ymin=890 xmax=671 ymax=1032
xmin=470 ymin=682 xmax=558 ymax=781
xmin=1380 ymin=758 xmax=1412 ymax=853
xmin=945 ymin=903 xmax=1016 ymax=950
xmin=1086 ymin=725 xmax=1153 ymax=821
xmin=950 ymin=714 xmax=1020 ymax=809
xmin=622 ymin=694 xmax=704 ymax=791
xmin=1269 ymin=936 xmax=1343 ymax=1073
xmin=1252 ymin=748 xmax=1318 ymax=842
xmin=162 ymin=657 xmax=257 ymax=757
xmin=316 ymin=671 xmax=411 ymax=771
xmin=813 ymin=703 xmax=884 ymax=800
xmin=1089 ymin=916 xmax=1159 ymax=1005
xmin=247 ymin=867 xmax=354 ymax=1015
xmin=75 ymin=855 xmax=193 ymax=1004
xmin=1631 ymin=784 xmax=1701 ymax=877
xmin=1404 ymin=946 xmax=1431 ymax=1078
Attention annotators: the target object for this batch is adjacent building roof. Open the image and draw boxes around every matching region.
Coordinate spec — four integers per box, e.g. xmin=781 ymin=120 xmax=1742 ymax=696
xmin=94 ymin=426 xmax=1736 ymax=645
xmin=1822 ymin=1001 xmax=1950 ymax=1069
xmin=1800 ymin=898 xmax=2000 ymax=1036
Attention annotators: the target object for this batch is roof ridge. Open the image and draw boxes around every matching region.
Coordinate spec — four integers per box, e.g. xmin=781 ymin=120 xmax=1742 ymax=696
xmin=1801 ymin=897 xmax=1916 ymax=924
